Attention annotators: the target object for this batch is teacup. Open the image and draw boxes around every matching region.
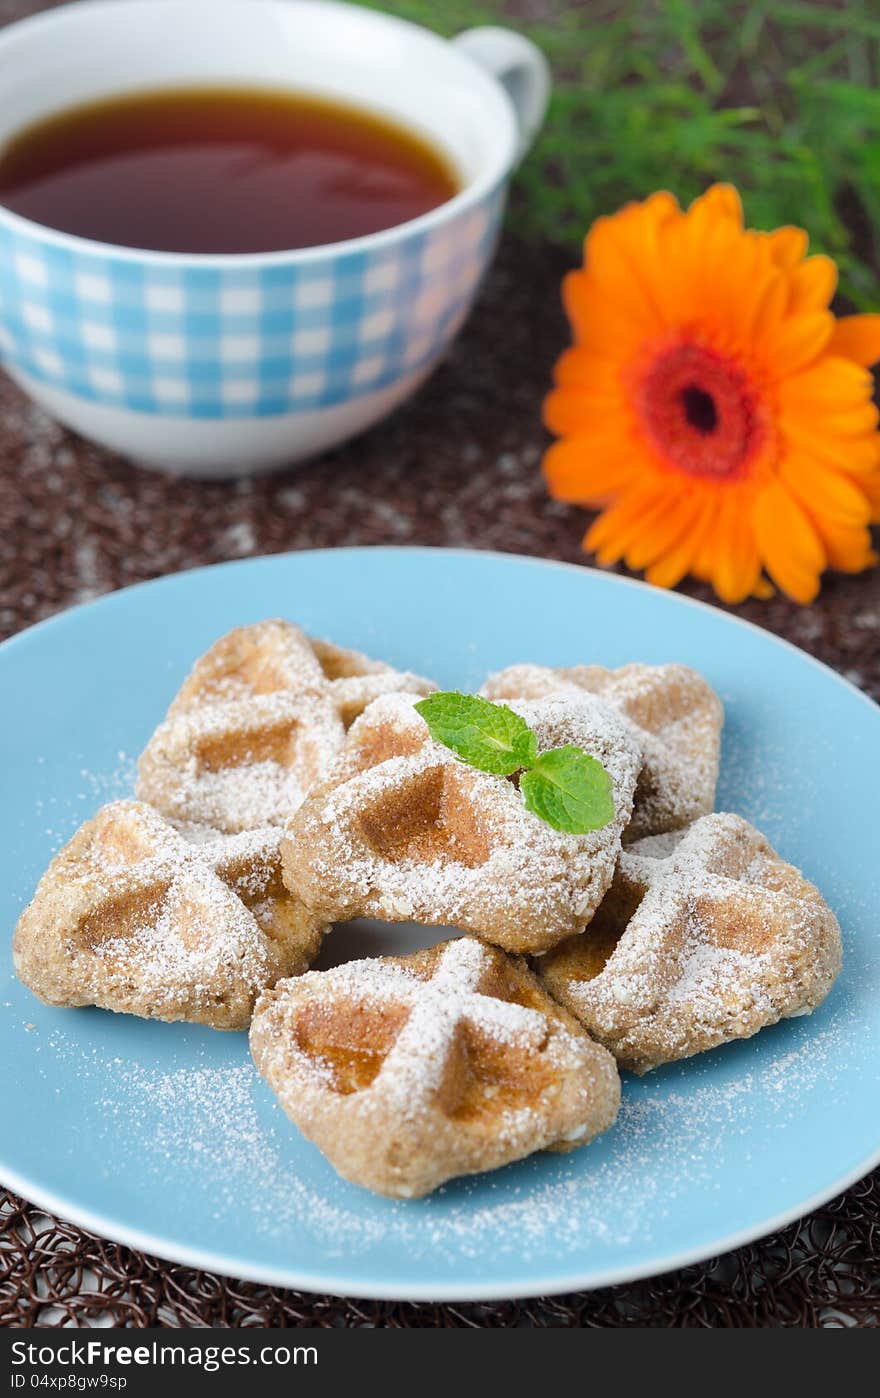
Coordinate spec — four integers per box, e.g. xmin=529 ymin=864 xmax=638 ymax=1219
xmin=0 ymin=0 xmax=550 ymax=477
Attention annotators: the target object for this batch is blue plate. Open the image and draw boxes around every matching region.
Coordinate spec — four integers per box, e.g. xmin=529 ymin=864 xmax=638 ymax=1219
xmin=2 ymin=547 xmax=878 ymax=1301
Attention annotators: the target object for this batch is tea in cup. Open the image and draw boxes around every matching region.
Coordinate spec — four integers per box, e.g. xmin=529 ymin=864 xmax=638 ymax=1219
xmin=0 ymin=0 xmax=550 ymax=476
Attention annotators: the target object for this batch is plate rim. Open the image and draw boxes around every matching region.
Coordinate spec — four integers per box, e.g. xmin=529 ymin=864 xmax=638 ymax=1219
xmin=2 ymin=542 xmax=878 ymax=723
xmin=2 ymin=544 xmax=878 ymax=1301
xmin=4 ymin=1143 xmax=878 ymax=1303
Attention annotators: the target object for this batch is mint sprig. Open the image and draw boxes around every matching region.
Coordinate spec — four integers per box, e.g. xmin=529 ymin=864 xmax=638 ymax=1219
xmin=414 ymin=693 xmax=614 ymax=836
xmin=413 ymin=691 xmax=537 ymax=776
xmin=520 ymin=745 xmax=615 ymax=834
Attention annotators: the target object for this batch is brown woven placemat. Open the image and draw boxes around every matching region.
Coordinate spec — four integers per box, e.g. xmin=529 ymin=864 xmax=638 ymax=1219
xmin=2 ymin=0 xmax=879 ymax=1329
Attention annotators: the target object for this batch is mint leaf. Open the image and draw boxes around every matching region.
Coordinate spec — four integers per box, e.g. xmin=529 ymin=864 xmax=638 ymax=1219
xmin=415 ymin=693 xmax=615 ymax=836
xmin=414 ymin=692 xmax=537 ymax=776
xmin=520 ymin=745 xmax=615 ymax=835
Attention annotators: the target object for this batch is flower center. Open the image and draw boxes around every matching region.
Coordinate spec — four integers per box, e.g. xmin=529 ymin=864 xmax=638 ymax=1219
xmin=636 ymin=342 xmax=766 ymax=480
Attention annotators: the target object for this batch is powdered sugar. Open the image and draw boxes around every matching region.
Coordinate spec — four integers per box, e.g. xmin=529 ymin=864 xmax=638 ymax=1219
xmin=543 ymin=813 xmax=842 ymax=1073
xmin=136 ymin=620 xmax=435 ymax=834
xmin=275 ymin=940 xmax=562 ymax=1105
xmin=28 ymin=751 xmax=137 ymax=856
xmin=249 ymin=935 xmax=618 ymax=1197
xmin=25 ymin=996 xmax=860 ymax=1269
xmin=285 ymin=691 xmax=642 ymax=954
xmin=481 ymin=661 xmax=723 ymax=840
xmin=663 ymin=939 xmax=772 ymax=1013
xmin=14 ymin=801 xmax=325 ymax=1029
xmin=138 ymin=690 xmax=346 ymax=834
xmin=95 ymin=857 xmax=273 ymax=1002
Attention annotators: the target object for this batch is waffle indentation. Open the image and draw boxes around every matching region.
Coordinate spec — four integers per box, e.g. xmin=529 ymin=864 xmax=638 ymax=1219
xmin=357 ymin=766 xmax=491 ymax=868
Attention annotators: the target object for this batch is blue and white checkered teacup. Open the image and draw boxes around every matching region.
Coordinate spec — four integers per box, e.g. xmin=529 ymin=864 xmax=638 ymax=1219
xmin=0 ymin=0 xmax=550 ymax=476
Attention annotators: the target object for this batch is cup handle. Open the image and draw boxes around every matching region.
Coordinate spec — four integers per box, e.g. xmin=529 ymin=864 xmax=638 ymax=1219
xmin=451 ymin=26 xmax=551 ymax=161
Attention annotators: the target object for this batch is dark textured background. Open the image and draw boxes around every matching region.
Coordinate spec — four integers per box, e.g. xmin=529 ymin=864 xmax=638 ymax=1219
xmin=1 ymin=0 xmax=878 ymax=1329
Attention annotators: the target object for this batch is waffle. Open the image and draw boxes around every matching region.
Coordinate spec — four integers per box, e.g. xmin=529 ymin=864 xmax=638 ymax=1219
xmin=13 ymin=800 xmax=327 ymax=1030
xmin=538 ymin=813 xmax=842 ymax=1073
xmin=250 ymin=936 xmax=621 ymax=1197
xmin=282 ymin=691 xmax=642 ymax=955
xmin=136 ymin=620 xmax=435 ymax=834
xmin=481 ymin=662 xmax=723 ymax=839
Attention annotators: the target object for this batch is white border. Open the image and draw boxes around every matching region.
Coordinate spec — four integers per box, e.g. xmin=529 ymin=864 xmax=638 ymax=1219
xmin=2 ymin=546 xmax=879 ymax=1302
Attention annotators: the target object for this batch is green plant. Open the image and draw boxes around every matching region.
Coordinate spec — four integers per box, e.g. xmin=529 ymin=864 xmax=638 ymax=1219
xmin=355 ymin=0 xmax=880 ymax=306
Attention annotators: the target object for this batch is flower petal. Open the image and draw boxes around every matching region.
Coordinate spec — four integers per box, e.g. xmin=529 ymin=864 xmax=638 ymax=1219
xmin=642 ymin=494 xmax=715 ymax=589
xmin=778 ymin=356 xmax=873 ymax=409
xmin=581 ymin=198 xmax=677 ymax=333
xmin=826 ymin=314 xmax=880 ymax=367
xmin=688 ymin=183 xmax=743 ymax=229
xmin=543 ymin=384 xmax=625 ymax=436
xmin=562 ymin=273 xmax=659 ymax=355
xmin=746 ymin=269 xmax=789 ymax=343
xmin=780 ymin=455 xmax=872 ymax=525
xmin=752 ymin=480 xmax=825 ymax=603
xmin=763 ymin=312 xmax=834 ymax=378
xmin=806 ymin=403 xmax=879 ymax=437
xmin=680 ymin=486 xmax=760 ymax=602
xmin=584 ymin=486 xmax=669 ymax=564
xmin=787 ymin=255 xmax=837 ymax=314
xmin=811 ymin=517 xmax=877 ymax=572
xmin=708 ymin=491 xmax=764 ymax=603
xmin=664 ymin=219 xmax=759 ymax=344
xmin=622 ymin=490 xmax=705 ymax=571
xmin=552 ymin=347 xmax=621 ymax=393
xmin=782 ymin=417 xmax=880 ymax=474
xmin=863 ymin=471 xmax=880 ymax=523
xmin=542 ymin=436 xmax=640 ymax=505
xmin=763 ymin=226 xmax=809 ymax=271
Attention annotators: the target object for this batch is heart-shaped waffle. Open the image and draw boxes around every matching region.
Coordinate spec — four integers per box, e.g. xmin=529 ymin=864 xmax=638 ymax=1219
xmin=250 ymin=936 xmax=620 ymax=1197
xmin=136 ymin=620 xmax=435 ymax=833
xmin=283 ymin=691 xmax=641 ymax=954
xmin=14 ymin=800 xmax=327 ymax=1030
xmin=481 ymin=662 xmax=723 ymax=839
xmin=539 ymin=813 xmax=842 ymax=1073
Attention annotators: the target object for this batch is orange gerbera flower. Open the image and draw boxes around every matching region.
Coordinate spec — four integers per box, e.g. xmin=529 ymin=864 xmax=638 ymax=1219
xmin=542 ymin=184 xmax=880 ymax=603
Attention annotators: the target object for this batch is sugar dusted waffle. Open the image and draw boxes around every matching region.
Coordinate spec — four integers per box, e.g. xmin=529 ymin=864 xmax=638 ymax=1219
xmin=282 ymin=691 xmax=642 ymax=954
xmin=539 ymin=813 xmax=842 ymax=1074
xmin=481 ymin=662 xmax=723 ymax=839
xmin=250 ymin=936 xmax=621 ymax=1198
xmin=137 ymin=620 xmax=435 ymax=834
xmin=13 ymin=800 xmax=327 ymax=1030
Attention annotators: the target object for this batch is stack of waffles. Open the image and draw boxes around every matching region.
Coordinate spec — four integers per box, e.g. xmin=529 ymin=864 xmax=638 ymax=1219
xmin=14 ymin=621 xmax=842 ymax=1198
